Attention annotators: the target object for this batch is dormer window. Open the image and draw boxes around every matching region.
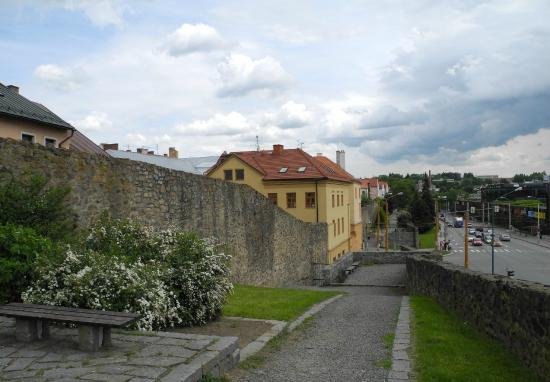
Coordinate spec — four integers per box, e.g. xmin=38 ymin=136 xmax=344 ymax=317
xmin=279 ymin=167 xmax=288 ymax=173
xmin=297 ymin=166 xmax=306 ymax=173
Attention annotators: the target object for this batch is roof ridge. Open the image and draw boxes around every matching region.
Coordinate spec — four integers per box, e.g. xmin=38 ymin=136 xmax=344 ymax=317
xmin=297 ymin=149 xmax=327 ymax=179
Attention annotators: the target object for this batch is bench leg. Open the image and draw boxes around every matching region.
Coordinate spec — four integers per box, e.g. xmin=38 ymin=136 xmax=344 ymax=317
xmin=38 ymin=320 xmax=50 ymax=339
xmin=15 ymin=318 xmax=38 ymax=342
xmin=79 ymin=325 xmax=102 ymax=351
xmin=102 ymin=327 xmax=112 ymax=347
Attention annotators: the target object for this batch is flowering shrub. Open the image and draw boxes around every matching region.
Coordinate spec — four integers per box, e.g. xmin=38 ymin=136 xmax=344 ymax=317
xmin=23 ymin=218 xmax=232 ymax=331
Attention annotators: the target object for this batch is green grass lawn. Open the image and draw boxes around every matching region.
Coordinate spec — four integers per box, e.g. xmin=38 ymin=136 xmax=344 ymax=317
xmin=223 ymin=284 xmax=341 ymax=321
xmin=418 ymin=227 xmax=436 ymax=249
xmin=411 ymin=295 xmax=542 ymax=382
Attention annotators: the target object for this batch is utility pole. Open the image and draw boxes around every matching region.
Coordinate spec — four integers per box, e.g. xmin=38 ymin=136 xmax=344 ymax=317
xmin=482 ymin=203 xmax=485 ymax=226
xmin=537 ymin=199 xmax=540 ymax=244
xmin=491 ymin=202 xmax=495 ymax=274
xmin=435 ymin=199 xmax=441 ymax=249
xmin=465 ymin=202 xmax=469 ymax=268
xmin=377 ymin=202 xmax=381 ymax=250
xmin=385 ymin=199 xmax=389 ymax=252
xmin=508 ymin=203 xmax=512 ymax=231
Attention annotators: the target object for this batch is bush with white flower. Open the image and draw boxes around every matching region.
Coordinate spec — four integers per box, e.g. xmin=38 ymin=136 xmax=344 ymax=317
xmin=23 ymin=217 xmax=232 ymax=331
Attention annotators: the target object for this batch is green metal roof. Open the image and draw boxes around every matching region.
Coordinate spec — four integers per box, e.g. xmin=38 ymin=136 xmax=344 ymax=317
xmin=0 ymin=83 xmax=73 ymax=130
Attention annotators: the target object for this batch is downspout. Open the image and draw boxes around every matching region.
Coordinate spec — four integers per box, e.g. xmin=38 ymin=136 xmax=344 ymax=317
xmin=58 ymin=128 xmax=75 ymax=149
xmin=315 ymin=180 xmax=319 ymax=223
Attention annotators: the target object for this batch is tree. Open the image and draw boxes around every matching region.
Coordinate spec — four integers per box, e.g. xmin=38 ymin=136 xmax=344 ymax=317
xmin=397 ymin=210 xmax=412 ymax=228
xmin=410 ymin=195 xmax=433 ymax=233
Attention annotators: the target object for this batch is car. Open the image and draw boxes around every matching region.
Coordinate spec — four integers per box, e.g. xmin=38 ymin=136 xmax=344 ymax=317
xmin=500 ymin=233 xmax=511 ymax=241
xmin=484 ymin=236 xmax=492 ymax=244
xmin=493 ymin=240 xmax=502 ymax=247
xmin=467 ymin=222 xmax=473 ymax=228
xmin=447 ymin=222 xmax=453 ymax=227
xmin=469 ymin=228 xmax=476 ymax=235
xmin=468 ymin=235 xmax=475 ymax=243
xmin=475 ymin=231 xmax=483 ymax=238
xmin=473 ymin=238 xmax=483 ymax=246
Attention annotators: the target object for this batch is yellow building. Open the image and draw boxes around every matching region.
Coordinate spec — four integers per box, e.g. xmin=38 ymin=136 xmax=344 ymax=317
xmin=206 ymin=144 xmax=362 ymax=263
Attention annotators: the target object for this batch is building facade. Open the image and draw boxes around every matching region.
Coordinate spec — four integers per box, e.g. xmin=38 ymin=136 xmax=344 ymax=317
xmin=206 ymin=144 xmax=362 ymax=263
xmin=360 ymin=178 xmax=389 ymax=200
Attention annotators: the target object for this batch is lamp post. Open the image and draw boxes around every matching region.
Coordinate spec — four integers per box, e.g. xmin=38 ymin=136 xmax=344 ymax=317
xmin=385 ymin=192 xmax=403 ymax=252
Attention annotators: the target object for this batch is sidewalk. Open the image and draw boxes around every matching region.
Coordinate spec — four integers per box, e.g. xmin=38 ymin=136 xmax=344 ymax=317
xmin=509 ymin=231 xmax=550 ymax=250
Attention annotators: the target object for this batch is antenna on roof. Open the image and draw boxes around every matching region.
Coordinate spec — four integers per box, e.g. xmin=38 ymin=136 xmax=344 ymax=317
xmin=297 ymin=140 xmax=304 ymax=150
xmin=256 ymin=135 xmax=260 ymax=151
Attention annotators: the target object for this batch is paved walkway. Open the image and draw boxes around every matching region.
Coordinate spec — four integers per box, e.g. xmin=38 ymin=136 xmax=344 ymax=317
xmin=232 ymin=265 xmax=407 ymax=382
xmin=0 ymin=318 xmax=239 ymax=381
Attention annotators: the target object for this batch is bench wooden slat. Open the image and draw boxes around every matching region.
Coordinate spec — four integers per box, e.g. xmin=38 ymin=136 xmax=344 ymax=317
xmin=0 ymin=304 xmax=139 ymax=327
xmin=10 ymin=303 xmax=139 ymax=319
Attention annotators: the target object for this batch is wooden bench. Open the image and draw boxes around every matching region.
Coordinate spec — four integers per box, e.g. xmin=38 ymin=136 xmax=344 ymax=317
xmin=351 ymin=261 xmax=360 ymax=269
xmin=0 ymin=303 xmax=140 ymax=351
xmin=344 ymin=266 xmax=355 ymax=275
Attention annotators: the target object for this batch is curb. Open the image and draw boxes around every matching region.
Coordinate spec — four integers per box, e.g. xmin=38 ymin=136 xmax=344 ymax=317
xmin=328 ymin=283 xmax=405 ymax=288
xmin=387 ymin=296 xmax=413 ymax=382
xmin=510 ymin=235 xmax=550 ymax=250
xmin=238 ymin=294 xmax=343 ymax=361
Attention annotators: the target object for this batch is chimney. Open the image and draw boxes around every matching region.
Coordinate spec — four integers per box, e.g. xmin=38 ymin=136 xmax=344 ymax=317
xmin=7 ymin=85 xmax=19 ymax=94
xmin=137 ymin=148 xmax=148 ymax=154
xmin=100 ymin=143 xmax=119 ymax=151
xmin=336 ymin=150 xmax=346 ymax=169
xmin=316 ymin=153 xmax=323 ymax=157
xmin=168 ymin=147 xmax=178 ymax=158
xmin=272 ymin=144 xmax=284 ymax=155
xmin=147 ymin=150 xmax=154 ymax=155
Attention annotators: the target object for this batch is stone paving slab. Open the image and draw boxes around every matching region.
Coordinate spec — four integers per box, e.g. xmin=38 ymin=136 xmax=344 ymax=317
xmin=0 ymin=316 xmax=239 ymax=382
xmin=387 ymin=296 xmax=413 ymax=381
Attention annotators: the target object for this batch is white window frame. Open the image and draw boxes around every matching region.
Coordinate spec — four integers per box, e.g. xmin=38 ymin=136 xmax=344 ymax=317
xmin=44 ymin=136 xmax=58 ymax=148
xmin=21 ymin=132 xmax=35 ymax=143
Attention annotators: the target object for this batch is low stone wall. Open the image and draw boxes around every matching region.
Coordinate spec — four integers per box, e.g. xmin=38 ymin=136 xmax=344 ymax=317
xmin=314 ymin=250 xmax=438 ymax=285
xmin=407 ymin=256 xmax=550 ymax=380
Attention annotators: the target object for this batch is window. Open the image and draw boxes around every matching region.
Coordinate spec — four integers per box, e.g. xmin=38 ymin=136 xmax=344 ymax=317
xmin=332 ymin=194 xmax=335 ymax=207
xmin=224 ymin=169 xmax=233 ymax=180
xmin=235 ymin=169 xmax=244 ymax=180
xmin=340 ymin=194 xmax=344 ymax=206
xmin=305 ymin=192 xmax=316 ymax=208
xmin=337 ymin=219 xmax=340 ymax=234
xmin=297 ymin=166 xmax=306 ymax=173
xmin=268 ymin=193 xmax=278 ymax=205
xmin=333 ymin=220 xmax=336 ymax=236
xmin=44 ymin=137 xmax=56 ymax=148
xmin=279 ymin=167 xmax=288 ymax=173
xmin=286 ymin=192 xmax=296 ymax=208
xmin=21 ymin=133 xmax=34 ymax=143
xmin=341 ymin=218 xmax=345 ymax=233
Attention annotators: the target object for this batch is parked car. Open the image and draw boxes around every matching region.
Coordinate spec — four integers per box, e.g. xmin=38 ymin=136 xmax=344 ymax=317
xmin=493 ymin=240 xmax=503 ymax=247
xmin=473 ymin=238 xmax=483 ymax=246
xmin=500 ymin=233 xmax=511 ymax=241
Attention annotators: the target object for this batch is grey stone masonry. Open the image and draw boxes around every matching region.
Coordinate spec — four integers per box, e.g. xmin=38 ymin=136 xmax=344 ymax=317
xmin=0 ymin=317 xmax=239 ymax=381
xmin=387 ymin=296 xmax=413 ymax=382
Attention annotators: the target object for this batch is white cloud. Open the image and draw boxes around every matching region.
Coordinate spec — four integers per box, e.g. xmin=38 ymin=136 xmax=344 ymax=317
xmin=34 ymin=64 xmax=87 ymax=91
xmin=63 ymin=0 xmax=127 ymax=27
xmin=126 ymin=133 xmax=146 ymax=144
xmin=216 ymin=53 xmax=292 ymax=97
xmin=73 ymin=111 xmax=112 ymax=132
xmin=265 ymin=25 xmax=320 ymax=45
xmin=269 ymin=101 xmax=313 ymax=129
xmin=161 ymin=23 xmax=226 ymax=56
xmin=174 ymin=112 xmax=251 ymax=136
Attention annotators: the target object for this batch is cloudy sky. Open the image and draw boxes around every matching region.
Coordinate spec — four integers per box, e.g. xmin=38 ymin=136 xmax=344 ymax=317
xmin=2 ymin=0 xmax=549 ymax=177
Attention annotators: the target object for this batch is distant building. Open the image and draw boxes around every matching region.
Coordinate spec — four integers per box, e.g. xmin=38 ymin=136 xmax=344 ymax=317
xmin=360 ymin=178 xmax=389 ymax=199
xmin=477 ymin=175 xmax=499 ymax=182
xmin=206 ymin=144 xmax=362 ymax=263
xmin=106 ymin=144 xmax=217 ymax=175
xmin=0 ymin=82 xmax=106 ymax=155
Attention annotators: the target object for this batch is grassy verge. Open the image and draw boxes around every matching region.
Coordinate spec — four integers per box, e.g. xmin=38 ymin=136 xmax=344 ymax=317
xmin=418 ymin=227 xmax=436 ymax=249
xmin=375 ymin=332 xmax=395 ymax=369
xmin=411 ymin=295 xmax=542 ymax=382
xmin=223 ymin=284 xmax=341 ymax=321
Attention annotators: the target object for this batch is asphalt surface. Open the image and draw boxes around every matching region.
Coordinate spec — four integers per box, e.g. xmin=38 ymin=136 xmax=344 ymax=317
xmin=232 ymin=265 xmax=405 ymax=382
xmin=442 ymin=215 xmax=550 ymax=284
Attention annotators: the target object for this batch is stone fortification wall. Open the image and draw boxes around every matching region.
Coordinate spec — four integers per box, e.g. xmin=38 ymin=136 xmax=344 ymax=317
xmin=0 ymin=139 xmax=327 ymax=286
xmin=407 ymin=255 xmax=550 ymax=380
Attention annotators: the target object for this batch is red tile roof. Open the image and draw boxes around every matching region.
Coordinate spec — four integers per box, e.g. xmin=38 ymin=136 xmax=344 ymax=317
xmin=207 ymin=146 xmax=355 ymax=182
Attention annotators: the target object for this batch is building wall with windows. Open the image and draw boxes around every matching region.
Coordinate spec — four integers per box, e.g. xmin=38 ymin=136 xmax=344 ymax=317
xmin=0 ymin=116 xmax=72 ymax=149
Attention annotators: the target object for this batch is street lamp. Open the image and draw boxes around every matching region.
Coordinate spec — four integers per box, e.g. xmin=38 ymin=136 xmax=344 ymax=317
xmin=385 ymin=192 xmax=403 ymax=252
xmin=490 ymin=187 xmax=522 ymax=274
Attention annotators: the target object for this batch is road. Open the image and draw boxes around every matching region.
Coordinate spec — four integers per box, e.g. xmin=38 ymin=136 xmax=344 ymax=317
xmin=441 ymin=215 xmax=550 ymax=285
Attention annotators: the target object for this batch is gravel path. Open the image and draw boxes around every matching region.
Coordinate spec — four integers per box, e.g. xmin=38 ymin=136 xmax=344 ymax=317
xmin=231 ymin=265 xmax=406 ymax=382
xmin=345 ymin=264 xmax=407 ymax=286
